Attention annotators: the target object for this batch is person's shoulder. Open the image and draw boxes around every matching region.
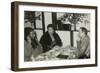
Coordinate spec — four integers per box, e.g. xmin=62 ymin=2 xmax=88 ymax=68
xmin=84 ymin=35 xmax=90 ymax=42
xmin=86 ymin=35 xmax=90 ymax=39
xmin=41 ymin=31 xmax=49 ymax=38
xmin=54 ymin=32 xmax=58 ymax=35
xmin=54 ymin=32 xmax=60 ymax=37
xmin=43 ymin=32 xmax=48 ymax=36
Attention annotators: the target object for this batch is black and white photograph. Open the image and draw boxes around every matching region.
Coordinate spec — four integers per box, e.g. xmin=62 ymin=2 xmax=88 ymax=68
xmin=11 ymin=2 xmax=97 ymax=71
xmin=24 ymin=11 xmax=91 ymax=62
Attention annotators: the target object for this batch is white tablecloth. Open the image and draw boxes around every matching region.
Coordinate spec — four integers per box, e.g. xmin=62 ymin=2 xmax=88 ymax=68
xmin=35 ymin=46 xmax=80 ymax=61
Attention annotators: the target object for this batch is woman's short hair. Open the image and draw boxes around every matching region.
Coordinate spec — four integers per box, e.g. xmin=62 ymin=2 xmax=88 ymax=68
xmin=24 ymin=27 xmax=34 ymax=41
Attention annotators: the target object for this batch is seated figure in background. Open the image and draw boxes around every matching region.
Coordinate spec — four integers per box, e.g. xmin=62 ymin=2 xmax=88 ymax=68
xmin=77 ymin=27 xmax=90 ymax=59
xmin=24 ymin=27 xmax=43 ymax=61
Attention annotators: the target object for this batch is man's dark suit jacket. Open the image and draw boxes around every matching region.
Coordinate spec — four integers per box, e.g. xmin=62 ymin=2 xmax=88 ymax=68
xmin=40 ymin=31 xmax=62 ymax=53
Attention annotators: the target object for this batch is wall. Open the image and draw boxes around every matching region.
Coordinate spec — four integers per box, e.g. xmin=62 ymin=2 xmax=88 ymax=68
xmin=0 ymin=0 xmax=100 ymax=73
xmin=57 ymin=31 xmax=70 ymax=47
xmin=44 ymin=12 xmax=52 ymax=31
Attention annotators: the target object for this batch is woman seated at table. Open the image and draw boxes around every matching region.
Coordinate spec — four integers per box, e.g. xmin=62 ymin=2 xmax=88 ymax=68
xmin=40 ymin=24 xmax=63 ymax=53
xmin=24 ymin=27 xmax=43 ymax=61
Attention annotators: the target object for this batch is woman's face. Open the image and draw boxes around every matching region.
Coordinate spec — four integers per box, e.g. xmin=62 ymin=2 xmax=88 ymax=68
xmin=48 ymin=27 xmax=54 ymax=34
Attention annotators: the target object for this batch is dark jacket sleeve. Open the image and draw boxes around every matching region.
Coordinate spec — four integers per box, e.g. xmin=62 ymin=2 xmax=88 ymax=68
xmin=54 ymin=33 xmax=63 ymax=47
xmin=40 ymin=32 xmax=63 ymax=53
xmin=40 ymin=34 xmax=49 ymax=52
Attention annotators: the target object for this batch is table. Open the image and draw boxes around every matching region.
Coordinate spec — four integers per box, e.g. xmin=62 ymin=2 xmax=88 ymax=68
xmin=34 ymin=46 xmax=80 ymax=61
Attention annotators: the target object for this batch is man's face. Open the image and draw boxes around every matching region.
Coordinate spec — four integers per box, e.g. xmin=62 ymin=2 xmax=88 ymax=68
xmin=48 ymin=27 xmax=54 ymax=34
xmin=79 ymin=29 xmax=84 ymax=38
xmin=29 ymin=31 xmax=35 ymax=39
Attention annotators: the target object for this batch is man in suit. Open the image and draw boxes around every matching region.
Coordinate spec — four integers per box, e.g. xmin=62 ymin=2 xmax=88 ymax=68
xmin=77 ymin=27 xmax=90 ymax=59
xmin=40 ymin=24 xmax=62 ymax=53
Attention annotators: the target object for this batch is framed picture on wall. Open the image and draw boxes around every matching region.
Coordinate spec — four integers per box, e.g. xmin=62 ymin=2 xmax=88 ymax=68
xmin=11 ymin=1 xmax=98 ymax=71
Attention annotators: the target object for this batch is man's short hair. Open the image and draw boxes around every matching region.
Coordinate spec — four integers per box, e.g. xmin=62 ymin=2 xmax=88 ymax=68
xmin=47 ymin=24 xmax=55 ymax=30
xmin=80 ymin=27 xmax=88 ymax=35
